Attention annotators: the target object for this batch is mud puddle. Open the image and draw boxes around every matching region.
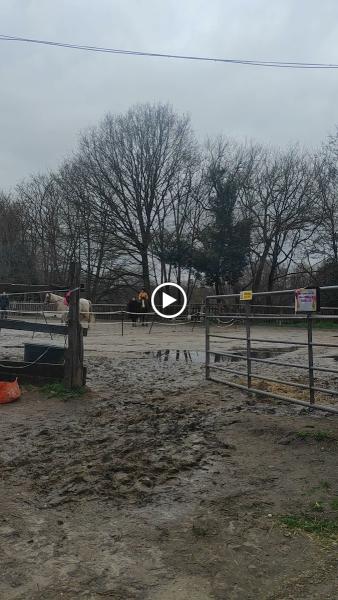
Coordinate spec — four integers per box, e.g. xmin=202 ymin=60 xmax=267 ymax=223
xmin=145 ymin=347 xmax=300 ymax=364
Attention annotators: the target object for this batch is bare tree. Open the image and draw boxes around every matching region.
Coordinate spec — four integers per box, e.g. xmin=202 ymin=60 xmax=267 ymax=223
xmin=8 ymin=105 xmax=335 ymax=302
xmin=150 ymin=166 xmax=203 ymax=292
xmin=0 ymin=192 xmax=35 ymax=284
xmin=311 ymin=139 xmax=338 ymax=264
xmin=16 ymin=174 xmax=74 ymax=284
xmin=240 ymin=147 xmax=317 ymax=292
xmin=54 ymin=161 xmax=124 ymax=300
xmin=77 ymin=103 xmax=199 ymax=289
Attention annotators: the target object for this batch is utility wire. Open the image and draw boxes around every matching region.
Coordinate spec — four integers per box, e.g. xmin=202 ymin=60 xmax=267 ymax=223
xmin=1 ymin=33 xmax=338 ymax=69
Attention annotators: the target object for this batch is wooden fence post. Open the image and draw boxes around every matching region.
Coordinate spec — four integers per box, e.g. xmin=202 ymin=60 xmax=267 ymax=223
xmin=64 ymin=262 xmax=84 ymax=388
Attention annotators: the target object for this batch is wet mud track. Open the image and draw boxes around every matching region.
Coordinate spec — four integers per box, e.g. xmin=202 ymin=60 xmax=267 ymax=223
xmin=0 ymin=356 xmax=337 ymax=599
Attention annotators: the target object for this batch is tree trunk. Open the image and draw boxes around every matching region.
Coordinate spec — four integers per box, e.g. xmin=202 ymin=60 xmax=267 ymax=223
xmin=141 ymin=250 xmax=151 ymax=290
xmin=266 ymin=267 xmax=276 ymax=306
xmin=252 ymin=244 xmax=271 ymax=291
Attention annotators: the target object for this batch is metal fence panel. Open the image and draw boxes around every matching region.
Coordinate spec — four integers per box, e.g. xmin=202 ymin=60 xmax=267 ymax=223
xmin=205 ymin=286 xmax=338 ymax=415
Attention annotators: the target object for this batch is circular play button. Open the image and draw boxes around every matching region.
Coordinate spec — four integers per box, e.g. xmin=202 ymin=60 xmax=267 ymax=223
xmin=151 ymin=283 xmax=187 ymax=319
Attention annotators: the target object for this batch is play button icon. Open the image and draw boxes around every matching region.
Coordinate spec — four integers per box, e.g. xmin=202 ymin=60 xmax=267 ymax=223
xmin=162 ymin=291 xmax=177 ymax=309
xmin=151 ymin=283 xmax=187 ymax=319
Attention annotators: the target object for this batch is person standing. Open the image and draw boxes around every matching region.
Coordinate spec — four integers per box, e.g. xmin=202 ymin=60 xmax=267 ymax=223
xmin=138 ymin=288 xmax=149 ymax=325
xmin=127 ymin=297 xmax=139 ymax=327
xmin=0 ymin=291 xmax=9 ymax=319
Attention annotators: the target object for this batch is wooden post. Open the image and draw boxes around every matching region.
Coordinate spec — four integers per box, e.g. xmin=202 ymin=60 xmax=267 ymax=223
xmin=64 ymin=262 xmax=84 ymax=388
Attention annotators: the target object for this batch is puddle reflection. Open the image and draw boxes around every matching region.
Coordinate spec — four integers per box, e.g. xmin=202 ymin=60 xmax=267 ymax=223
xmin=146 ymin=347 xmax=299 ymax=364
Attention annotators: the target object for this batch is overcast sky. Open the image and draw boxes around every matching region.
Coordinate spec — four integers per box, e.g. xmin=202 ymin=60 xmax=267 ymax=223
xmin=1 ymin=0 xmax=338 ymax=190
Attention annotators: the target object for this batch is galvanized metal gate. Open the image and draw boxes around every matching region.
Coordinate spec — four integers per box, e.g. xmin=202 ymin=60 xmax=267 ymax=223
xmin=205 ymin=286 xmax=338 ymax=415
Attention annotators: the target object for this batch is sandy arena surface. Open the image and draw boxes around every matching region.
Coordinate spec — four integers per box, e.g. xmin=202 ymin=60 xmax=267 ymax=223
xmin=0 ymin=320 xmax=337 ymax=599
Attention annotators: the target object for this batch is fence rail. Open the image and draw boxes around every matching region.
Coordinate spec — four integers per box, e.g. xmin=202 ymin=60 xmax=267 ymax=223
xmin=1 ymin=262 xmax=85 ymax=387
xmin=205 ymin=286 xmax=338 ymax=415
xmin=8 ymin=299 xmax=338 ymax=319
xmin=8 ymin=302 xmax=206 ymax=321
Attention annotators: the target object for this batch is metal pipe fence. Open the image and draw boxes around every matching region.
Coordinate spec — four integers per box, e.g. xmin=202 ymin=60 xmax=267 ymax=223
xmin=9 ymin=299 xmax=338 ymax=321
xmin=205 ymin=286 xmax=338 ymax=415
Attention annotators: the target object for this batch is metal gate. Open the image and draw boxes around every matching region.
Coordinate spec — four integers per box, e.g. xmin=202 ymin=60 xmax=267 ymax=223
xmin=205 ymin=286 xmax=338 ymax=415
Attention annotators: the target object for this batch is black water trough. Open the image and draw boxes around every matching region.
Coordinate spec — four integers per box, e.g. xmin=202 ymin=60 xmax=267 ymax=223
xmin=24 ymin=343 xmax=65 ymax=364
xmin=0 ymin=373 xmax=17 ymax=382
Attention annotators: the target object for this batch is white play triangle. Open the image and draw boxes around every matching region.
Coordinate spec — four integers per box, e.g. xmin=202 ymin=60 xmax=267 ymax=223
xmin=162 ymin=291 xmax=176 ymax=309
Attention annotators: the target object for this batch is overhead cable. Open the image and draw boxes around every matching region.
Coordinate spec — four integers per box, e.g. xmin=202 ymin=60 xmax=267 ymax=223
xmin=1 ymin=33 xmax=338 ymax=69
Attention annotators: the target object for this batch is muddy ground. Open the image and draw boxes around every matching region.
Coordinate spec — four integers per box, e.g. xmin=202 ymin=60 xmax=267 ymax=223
xmin=0 ymin=322 xmax=338 ymax=599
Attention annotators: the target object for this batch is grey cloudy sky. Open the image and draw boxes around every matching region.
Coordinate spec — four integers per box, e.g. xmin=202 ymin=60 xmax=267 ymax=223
xmin=1 ymin=0 xmax=338 ymax=189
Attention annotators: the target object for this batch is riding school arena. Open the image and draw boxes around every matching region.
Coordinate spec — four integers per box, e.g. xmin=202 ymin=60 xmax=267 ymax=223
xmin=0 ymin=286 xmax=338 ymax=599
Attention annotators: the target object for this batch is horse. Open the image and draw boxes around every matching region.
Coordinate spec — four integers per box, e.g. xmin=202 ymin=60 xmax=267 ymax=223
xmin=44 ymin=292 xmax=95 ymax=327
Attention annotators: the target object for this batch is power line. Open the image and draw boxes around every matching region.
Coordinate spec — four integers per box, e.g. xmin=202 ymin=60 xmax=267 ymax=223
xmin=1 ymin=33 xmax=338 ymax=69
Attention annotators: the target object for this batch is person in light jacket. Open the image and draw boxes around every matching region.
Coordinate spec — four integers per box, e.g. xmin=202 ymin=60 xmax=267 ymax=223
xmin=138 ymin=289 xmax=149 ymax=325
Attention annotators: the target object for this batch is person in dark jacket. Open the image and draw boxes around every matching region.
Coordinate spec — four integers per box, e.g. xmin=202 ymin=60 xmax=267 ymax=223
xmin=127 ymin=297 xmax=140 ymax=327
xmin=0 ymin=291 xmax=9 ymax=319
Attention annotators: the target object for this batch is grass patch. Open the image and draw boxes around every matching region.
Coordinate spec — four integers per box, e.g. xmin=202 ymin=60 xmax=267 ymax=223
xmin=296 ymin=430 xmax=336 ymax=443
xmin=310 ymin=501 xmax=324 ymax=512
xmin=40 ymin=382 xmax=86 ymax=400
xmin=296 ymin=430 xmax=312 ymax=440
xmin=313 ymin=431 xmax=336 ymax=442
xmin=331 ymin=499 xmax=338 ymax=510
xmin=319 ymin=480 xmax=331 ymax=491
xmin=280 ymin=514 xmax=338 ymax=538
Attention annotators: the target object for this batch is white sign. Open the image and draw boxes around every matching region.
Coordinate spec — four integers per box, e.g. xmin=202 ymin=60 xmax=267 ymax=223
xmin=295 ymin=288 xmax=318 ymax=313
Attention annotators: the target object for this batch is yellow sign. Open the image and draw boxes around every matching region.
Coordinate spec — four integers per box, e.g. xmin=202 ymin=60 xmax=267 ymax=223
xmin=240 ymin=290 xmax=253 ymax=301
